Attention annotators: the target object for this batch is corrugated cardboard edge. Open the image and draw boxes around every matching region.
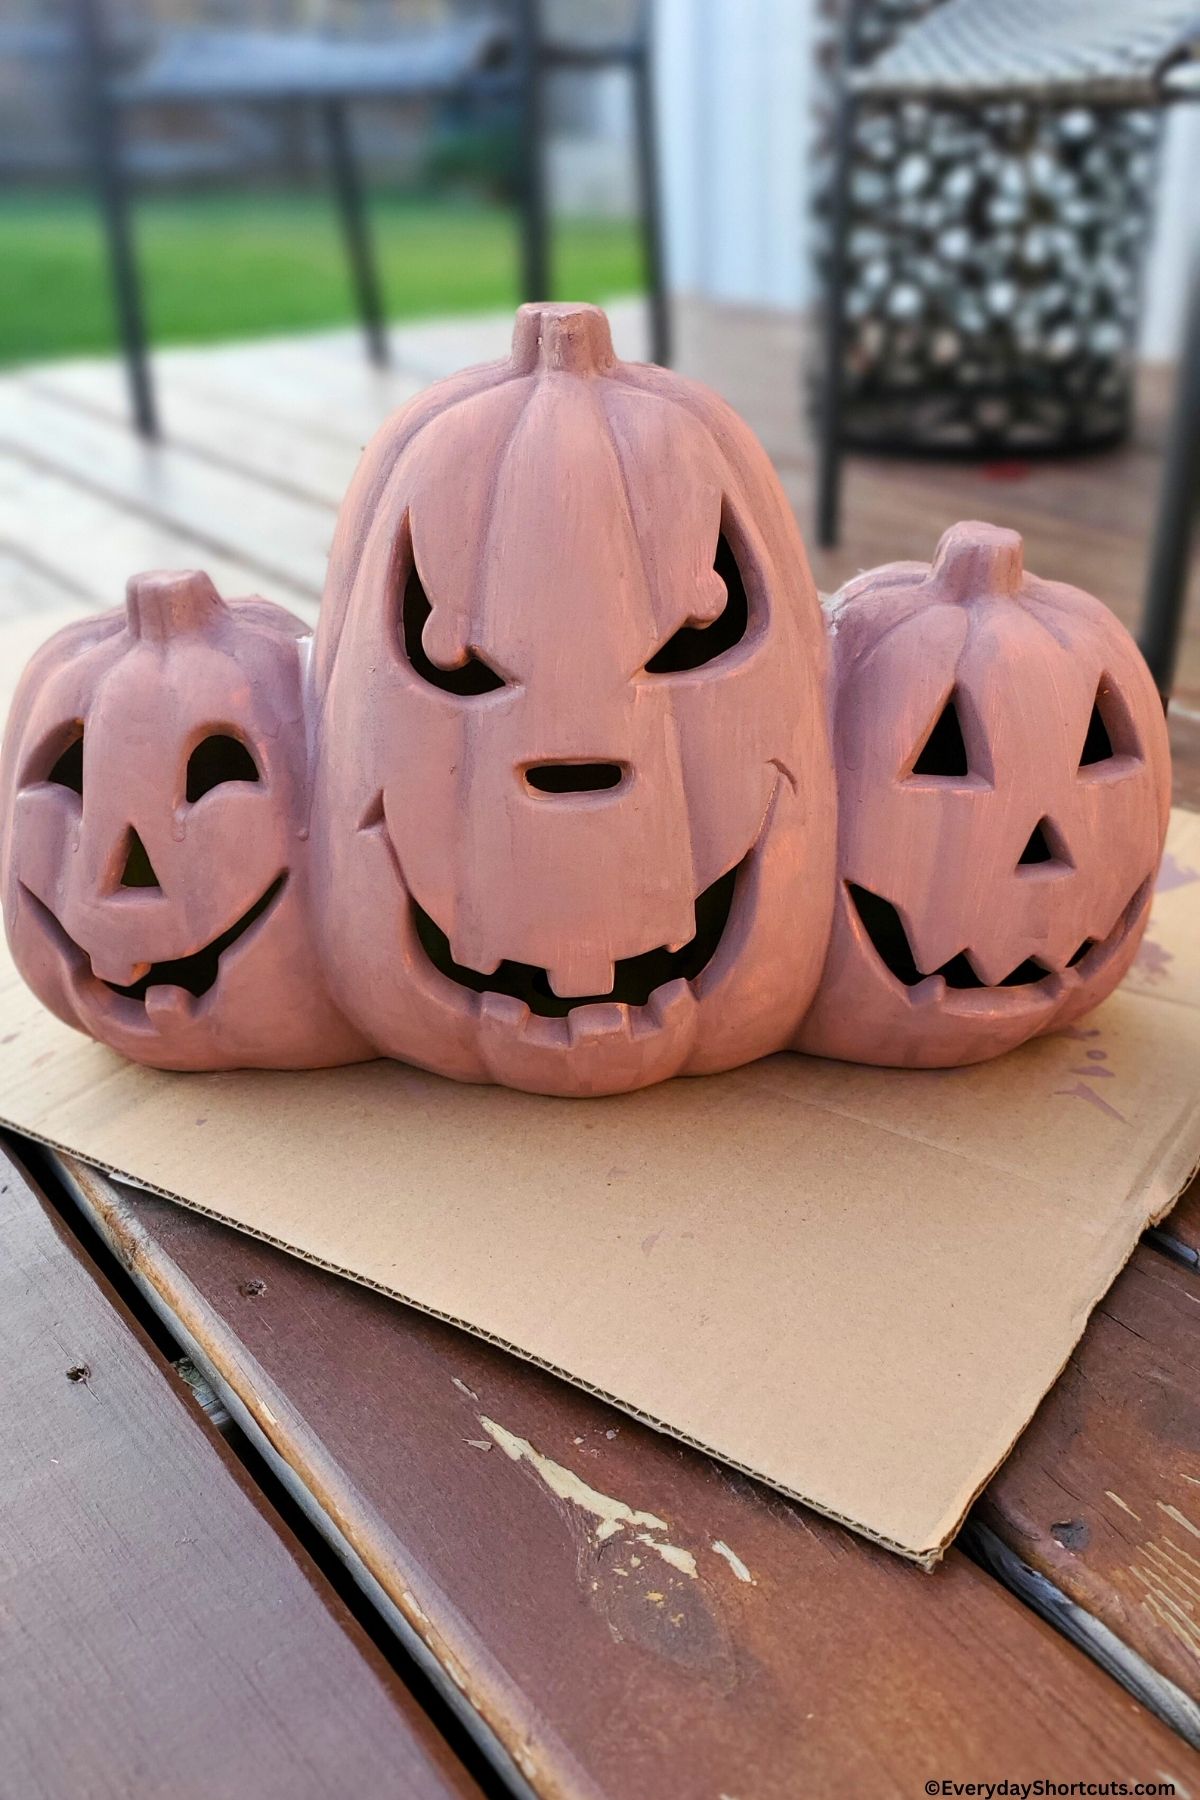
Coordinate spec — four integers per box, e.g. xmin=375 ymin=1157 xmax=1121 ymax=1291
xmin=10 ymin=1115 xmax=1198 ymax=1571
xmin=922 ymin=1138 xmax=1200 ymax=1557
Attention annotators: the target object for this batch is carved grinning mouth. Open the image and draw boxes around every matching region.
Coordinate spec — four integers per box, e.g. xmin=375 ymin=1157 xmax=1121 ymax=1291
xmin=847 ymin=881 xmax=1131 ymax=991
xmin=21 ymin=875 xmax=286 ymax=1005
xmin=412 ymin=861 xmax=742 ymax=1017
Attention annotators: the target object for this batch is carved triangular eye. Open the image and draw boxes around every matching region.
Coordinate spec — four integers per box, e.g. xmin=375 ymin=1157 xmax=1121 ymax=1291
xmin=120 ymin=828 xmax=160 ymax=890
xmin=910 ymin=692 xmax=969 ymax=778
xmin=1018 ymin=820 xmax=1053 ymax=865
xmin=1078 ymin=690 xmax=1115 ymax=767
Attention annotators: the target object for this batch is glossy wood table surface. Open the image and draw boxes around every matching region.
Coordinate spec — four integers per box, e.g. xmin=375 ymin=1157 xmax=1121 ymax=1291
xmin=0 ymin=1135 xmax=1193 ymax=1800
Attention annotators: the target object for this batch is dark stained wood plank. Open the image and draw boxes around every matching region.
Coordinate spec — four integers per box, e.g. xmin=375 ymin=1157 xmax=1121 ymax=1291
xmin=1154 ymin=1170 xmax=1200 ymax=1266
xmin=0 ymin=1145 xmax=479 ymax=1800
xmin=55 ymin=1153 xmax=1200 ymax=1800
xmin=978 ymin=1244 xmax=1200 ymax=1719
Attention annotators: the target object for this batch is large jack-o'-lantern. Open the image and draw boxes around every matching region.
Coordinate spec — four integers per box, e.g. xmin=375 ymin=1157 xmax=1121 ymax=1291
xmin=795 ymin=522 xmax=1171 ymax=1068
xmin=0 ymin=571 xmax=368 ymax=1070
xmin=311 ymin=302 xmax=837 ymax=1095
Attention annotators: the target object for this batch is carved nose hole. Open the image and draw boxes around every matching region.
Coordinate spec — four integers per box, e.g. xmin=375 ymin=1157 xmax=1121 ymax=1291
xmin=120 ymin=828 xmax=161 ymax=890
xmin=1017 ymin=817 xmax=1072 ymax=873
xmin=525 ymin=762 xmax=625 ymax=795
xmin=1019 ymin=820 xmax=1053 ymax=865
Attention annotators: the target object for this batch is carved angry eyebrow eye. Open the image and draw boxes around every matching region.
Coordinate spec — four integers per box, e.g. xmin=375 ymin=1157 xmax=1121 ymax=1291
xmin=645 ymin=531 xmax=750 ymax=674
xmin=44 ymin=724 xmax=85 ymax=796
xmin=186 ymin=733 xmax=260 ymax=801
xmin=401 ymin=562 xmax=505 ymax=696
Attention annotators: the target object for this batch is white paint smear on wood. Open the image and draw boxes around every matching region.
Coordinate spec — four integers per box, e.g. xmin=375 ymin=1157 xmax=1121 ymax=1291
xmin=711 ymin=1539 xmax=756 ymax=1584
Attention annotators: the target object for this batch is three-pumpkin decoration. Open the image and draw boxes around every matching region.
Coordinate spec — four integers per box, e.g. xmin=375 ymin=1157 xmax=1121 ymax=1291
xmin=0 ymin=305 xmax=1171 ymax=1094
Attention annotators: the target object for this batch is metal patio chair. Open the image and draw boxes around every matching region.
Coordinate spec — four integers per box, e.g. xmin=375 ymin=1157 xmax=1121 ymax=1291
xmin=815 ymin=0 xmax=1200 ymax=697
xmin=73 ymin=0 xmax=669 ymax=440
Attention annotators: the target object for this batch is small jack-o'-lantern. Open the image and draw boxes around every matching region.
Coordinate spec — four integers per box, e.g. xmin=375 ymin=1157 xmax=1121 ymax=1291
xmin=312 ymin=302 xmax=837 ymax=1095
xmin=795 ymin=522 xmax=1171 ymax=1067
xmin=0 ymin=570 xmax=368 ymax=1070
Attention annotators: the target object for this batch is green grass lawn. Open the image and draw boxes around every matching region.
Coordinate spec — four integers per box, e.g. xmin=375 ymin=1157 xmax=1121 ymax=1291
xmin=0 ymin=192 xmax=642 ymax=366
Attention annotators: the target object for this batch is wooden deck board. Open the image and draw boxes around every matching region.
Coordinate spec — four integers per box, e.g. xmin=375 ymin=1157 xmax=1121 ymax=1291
xmin=5 ymin=300 xmax=1195 ymax=712
xmin=0 ymin=547 xmax=95 ymax=620
xmin=22 ymin=361 xmax=374 ymax=510
xmin=0 ymin=385 xmax=335 ymax=597
xmin=1154 ymin=1172 xmax=1200 ymax=1266
xmin=978 ymin=1243 xmax=1200 ymax=1719
xmin=52 ymin=1154 xmax=1200 ymax=1800
xmin=0 ymin=453 xmax=319 ymax=620
xmin=0 ymin=1144 xmax=478 ymax=1800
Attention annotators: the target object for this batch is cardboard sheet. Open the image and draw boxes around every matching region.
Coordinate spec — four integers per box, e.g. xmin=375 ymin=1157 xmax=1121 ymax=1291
xmin=1 ymin=607 xmax=1197 ymax=1563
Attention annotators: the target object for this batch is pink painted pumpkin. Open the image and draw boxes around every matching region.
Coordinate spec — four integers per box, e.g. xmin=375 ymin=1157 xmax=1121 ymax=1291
xmin=795 ymin=522 xmax=1171 ymax=1067
xmin=0 ymin=571 xmax=368 ymax=1070
xmin=311 ymin=302 xmax=837 ymax=1095
xmin=2 ymin=315 xmax=1171 ymax=1092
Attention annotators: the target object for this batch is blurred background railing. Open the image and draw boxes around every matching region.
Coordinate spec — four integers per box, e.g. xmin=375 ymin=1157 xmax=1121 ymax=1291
xmin=4 ymin=1 xmax=1196 ymax=379
xmin=0 ymin=0 xmax=1197 ymax=713
xmin=1 ymin=0 xmax=662 ymax=382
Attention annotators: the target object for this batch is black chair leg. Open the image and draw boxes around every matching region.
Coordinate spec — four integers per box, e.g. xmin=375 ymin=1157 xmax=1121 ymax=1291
xmin=322 ymin=99 xmax=388 ymax=368
xmin=815 ymin=84 xmax=855 ymax=550
xmin=1140 ymin=252 xmax=1200 ymax=702
xmin=631 ymin=6 xmax=671 ymax=368
xmin=514 ymin=0 xmax=550 ymax=302
xmin=74 ymin=0 xmax=157 ymax=437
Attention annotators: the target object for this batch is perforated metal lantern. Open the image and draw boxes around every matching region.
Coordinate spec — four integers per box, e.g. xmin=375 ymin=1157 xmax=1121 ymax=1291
xmin=812 ymin=0 xmax=1161 ymax=454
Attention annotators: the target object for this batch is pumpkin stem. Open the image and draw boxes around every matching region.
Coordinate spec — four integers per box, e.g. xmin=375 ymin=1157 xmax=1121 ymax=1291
xmin=929 ymin=521 xmax=1024 ymax=602
xmin=510 ymin=303 xmax=616 ymax=377
xmin=125 ymin=570 xmax=228 ymax=642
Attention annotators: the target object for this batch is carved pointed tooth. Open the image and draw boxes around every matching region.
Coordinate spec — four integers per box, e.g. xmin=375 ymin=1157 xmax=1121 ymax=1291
xmin=969 ymin=944 xmax=1022 ymax=986
xmin=546 ymin=956 xmax=616 ymax=1000
xmin=448 ymin=938 xmax=501 ymax=979
xmin=91 ymin=952 xmax=152 ymax=987
xmin=567 ymin=1003 xmax=628 ymax=1046
xmin=479 ymin=991 xmax=531 ymax=1030
xmin=904 ymin=914 xmax=968 ymax=981
xmin=145 ymin=984 xmax=197 ymax=1024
